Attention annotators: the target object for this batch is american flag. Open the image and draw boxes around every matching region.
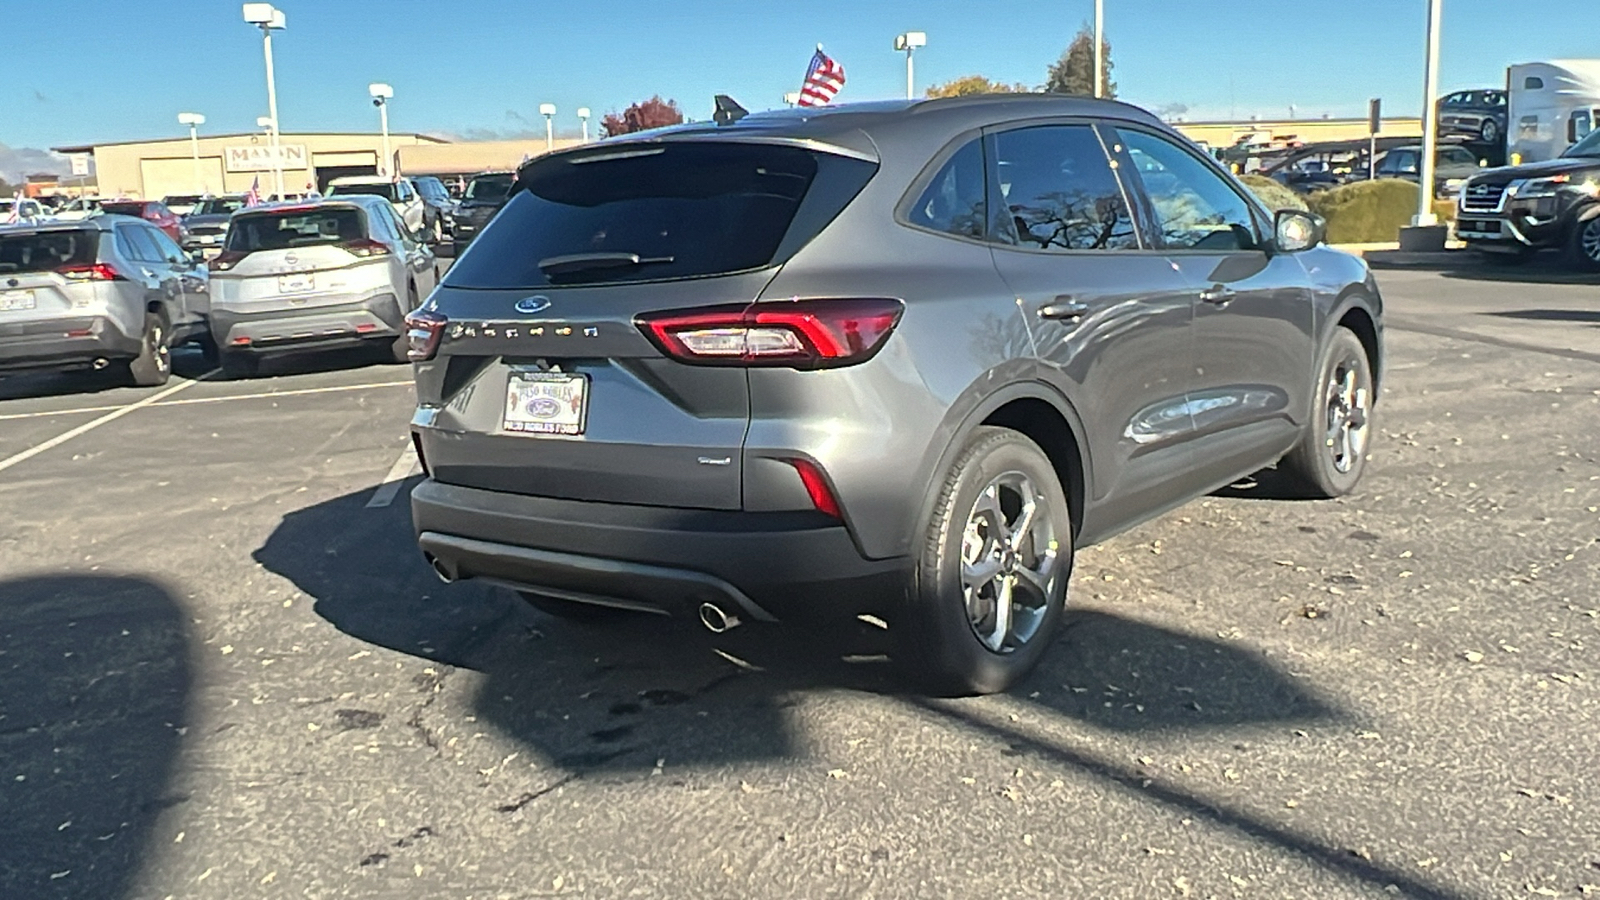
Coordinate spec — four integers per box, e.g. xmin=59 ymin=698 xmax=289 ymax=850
xmin=797 ymin=48 xmax=845 ymax=107
xmin=243 ymin=176 xmax=263 ymax=207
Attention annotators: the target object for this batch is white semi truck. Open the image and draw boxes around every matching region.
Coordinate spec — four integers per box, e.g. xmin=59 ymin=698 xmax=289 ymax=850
xmin=1507 ymin=60 xmax=1600 ymax=164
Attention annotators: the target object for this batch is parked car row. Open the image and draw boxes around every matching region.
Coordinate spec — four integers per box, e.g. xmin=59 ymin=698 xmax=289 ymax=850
xmin=0 ymin=195 xmax=437 ymax=386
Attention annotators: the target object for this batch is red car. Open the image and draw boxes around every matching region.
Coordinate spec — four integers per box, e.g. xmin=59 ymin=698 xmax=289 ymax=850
xmin=100 ymin=200 xmax=187 ymax=245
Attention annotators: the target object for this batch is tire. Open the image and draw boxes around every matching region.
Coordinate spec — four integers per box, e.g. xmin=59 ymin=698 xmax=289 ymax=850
xmin=1567 ymin=211 xmax=1600 ymax=273
xmin=127 ymin=313 xmax=172 ymax=387
xmin=219 ymin=350 xmax=258 ymax=379
xmin=1479 ymin=118 xmax=1499 ymax=145
xmin=904 ymin=426 xmax=1073 ymax=696
xmin=1279 ymin=327 xmax=1374 ymax=498
xmin=519 ymin=591 xmax=637 ymax=623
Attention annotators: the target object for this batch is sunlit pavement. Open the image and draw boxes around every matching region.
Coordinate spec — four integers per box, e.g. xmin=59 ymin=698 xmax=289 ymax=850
xmin=0 ymin=264 xmax=1596 ymax=898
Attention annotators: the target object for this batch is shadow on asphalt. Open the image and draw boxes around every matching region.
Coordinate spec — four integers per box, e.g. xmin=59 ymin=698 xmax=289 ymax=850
xmin=1209 ymin=464 xmax=1317 ymax=502
xmin=0 ymin=574 xmax=191 ymax=899
xmin=1436 ymin=256 xmax=1600 ymax=285
xmin=1484 ymin=307 xmax=1600 ymax=325
xmin=242 ymin=486 xmax=1484 ymax=898
xmin=0 ymin=345 xmax=213 ymax=402
xmin=217 ymin=345 xmax=405 ymax=382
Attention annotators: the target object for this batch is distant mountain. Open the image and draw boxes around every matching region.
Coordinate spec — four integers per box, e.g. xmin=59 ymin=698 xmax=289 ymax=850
xmin=0 ymin=143 xmax=70 ymax=183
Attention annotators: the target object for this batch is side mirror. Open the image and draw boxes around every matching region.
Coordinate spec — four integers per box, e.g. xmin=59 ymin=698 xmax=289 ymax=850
xmin=1274 ymin=209 xmax=1325 ymax=253
xmin=417 ymin=224 xmax=439 ymax=245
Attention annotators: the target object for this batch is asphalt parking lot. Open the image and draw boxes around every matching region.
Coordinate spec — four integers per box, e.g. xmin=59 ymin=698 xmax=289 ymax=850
xmin=1 ymin=259 xmax=1597 ymax=899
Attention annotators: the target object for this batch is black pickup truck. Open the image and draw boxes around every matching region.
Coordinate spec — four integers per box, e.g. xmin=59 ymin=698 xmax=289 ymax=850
xmin=1457 ymin=128 xmax=1600 ymax=269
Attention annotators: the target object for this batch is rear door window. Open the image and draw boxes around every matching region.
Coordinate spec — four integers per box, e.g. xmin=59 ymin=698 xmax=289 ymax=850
xmin=988 ymin=124 xmax=1138 ymax=251
xmin=226 ymin=207 xmax=368 ymax=252
xmin=1116 ymin=127 xmax=1260 ymax=252
xmin=464 ymin=174 xmax=514 ymax=202
xmin=446 ymin=143 xmax=876 ymax=288
xmin=0 ymin=230 xmax=99 ymax=273
xmin=119 ymin=224 xmax=165 ymax=262
xmin=905 ymin=138 xmax=987 ymax=239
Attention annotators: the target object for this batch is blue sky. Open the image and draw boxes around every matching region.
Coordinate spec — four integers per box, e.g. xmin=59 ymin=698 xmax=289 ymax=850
xmin=1 ymin=0 xmax=1596 ymax=161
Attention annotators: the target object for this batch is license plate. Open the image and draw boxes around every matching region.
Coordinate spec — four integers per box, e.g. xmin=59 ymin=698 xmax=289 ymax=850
xmin=278 ymin=273 xmax=314 ymax=293
xmin=0 ymin=290 xmax=36 ymax=311
xmin=503 ymin=372 xmax=588 ymax=436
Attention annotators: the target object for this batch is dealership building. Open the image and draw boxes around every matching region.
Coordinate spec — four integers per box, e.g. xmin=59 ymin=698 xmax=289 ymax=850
xmin=51 ymin=131 xmax=450 ymax=199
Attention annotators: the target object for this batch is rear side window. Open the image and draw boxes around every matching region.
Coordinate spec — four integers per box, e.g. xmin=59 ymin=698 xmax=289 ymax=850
xmin=906 ymin=138 xmax=987 ymax=239
xmin=331 ymin=183 xmax=398 ymax=202
xmin=102 ymin=202 xmax=147 ymax=218
xmin=0 ymin=230 xmax=99 ymax=273
xmin=464 ymin=174 xmax=514 ymax=201
xmin=990 ymin=125 xmax=1137 ymax=251
xmin=118 ymin=225 xmax=164 ymax=262
xmin=446 ymin=143 xmax=877 ymax=288
xmin=226 ymin=208 xmax=368 ymax=252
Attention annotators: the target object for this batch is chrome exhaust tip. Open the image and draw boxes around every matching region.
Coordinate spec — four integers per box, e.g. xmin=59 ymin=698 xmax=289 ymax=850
xmin=425 ymin=554 xmax=456 ymax=584
xmin=699 ymin=602 xmax=741 ymax=634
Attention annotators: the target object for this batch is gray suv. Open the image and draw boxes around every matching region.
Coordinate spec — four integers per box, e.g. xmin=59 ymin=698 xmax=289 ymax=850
xmin=406 ymin=96 xmax=1384 ymax=694
xmin=1 ymin=216 xmax=211 ymax=385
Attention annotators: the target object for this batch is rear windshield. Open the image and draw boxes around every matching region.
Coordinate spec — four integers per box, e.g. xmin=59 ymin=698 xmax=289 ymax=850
xmin=101 ymin=202 xmax=146 ymax=216
xmin=0 ymin=230 xmax=100 ymax=274
xmin=464 ymin=174 xmax=514 ymax=201
xmin=193 ymin=197 xmax=246 ymax=216
xmin=446 ymin=143 xmax=877 ymax=288
xmin=330 ymin=183 xmax=398 ymax=202
xmin=225 ymin=207 xmax=368 ymax=252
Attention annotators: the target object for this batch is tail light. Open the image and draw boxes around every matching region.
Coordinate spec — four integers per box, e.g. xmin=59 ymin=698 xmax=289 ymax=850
xmin=404 ymin=309 xmax=448 ymax=362
xmin=209 ymin=250 xmax=247 ymax=272
xmin=343 ymin=238 xmax=392 ymax=258
xmin=788 ymin=458 xmax=842 ymax=518
xmin=636 ymin=298 xmax=904 ymax=369
xmin=58 ymin=263 xmax=124 ymax=282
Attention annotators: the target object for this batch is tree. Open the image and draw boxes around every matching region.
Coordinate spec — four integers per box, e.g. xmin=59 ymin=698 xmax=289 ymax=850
xmin=1044 ymin=24 xmax=1115 ymax=98
xmin=600 ymin=96 xmax=685 ymax=137
xmin=925 ymin=75 xmax=1032 ymax=98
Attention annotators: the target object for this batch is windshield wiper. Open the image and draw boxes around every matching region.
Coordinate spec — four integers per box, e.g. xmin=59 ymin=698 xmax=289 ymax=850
xmin=537 ymin=252 xmax=675 ymax=275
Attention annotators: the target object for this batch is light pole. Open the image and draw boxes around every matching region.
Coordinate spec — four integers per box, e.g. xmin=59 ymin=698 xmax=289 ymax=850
xmin=1093 ymin=0 xmax=1105 ymax=98
xmin=539 ymin=103 xmax=556 ymax=151
xmin=894 ymin=31 xmax=926 ymax=100
xmin=1414 ymin=0 xmax=1443 ymax=226
xmin=177 ymin=112 xmax=206 ymax=192
xmin=577 ymin=107 xmax=591 ymax=143
xmin=242 ymin=3 xmax=287 ymax=200
xmin=369 ymin=83 xmax=394 ymax=177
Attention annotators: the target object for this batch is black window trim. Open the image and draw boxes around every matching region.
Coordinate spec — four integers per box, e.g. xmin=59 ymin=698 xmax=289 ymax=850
xmin=1108 ymin=122 xmax=1272 ymax=255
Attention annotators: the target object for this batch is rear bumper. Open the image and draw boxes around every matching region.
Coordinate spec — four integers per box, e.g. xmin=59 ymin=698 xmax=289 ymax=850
xmin=0 ymin=315 xmax=142 ymax=373
xmin=410 ymin=478 xmax=909 ymax=623
xmin=211 ymin=291 xmax=403 ymax=354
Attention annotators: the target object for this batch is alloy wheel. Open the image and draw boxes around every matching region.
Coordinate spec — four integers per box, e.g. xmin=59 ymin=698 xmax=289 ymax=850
xmin=150 ymin=323 xmax=171 ymax=375
xmin=960 ymin=471 xmax=1060 ymax=653
xmin=1324 ymin=354 xmax=1371 ymax=474
xmin=1581 ymin=219 xmax=1600 ymax=263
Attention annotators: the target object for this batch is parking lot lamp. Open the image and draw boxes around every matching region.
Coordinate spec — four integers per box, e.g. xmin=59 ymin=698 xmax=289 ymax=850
xmin=369 ymin=83 xmax=394 ymax=177
xmin=242 ymin=3 xmax=287 ymax=200
xmin=893 ymin=32 xmax=926 ymax=100
xmin=577 ymin=107 xmax=591 ymax=143
xmin=177 ymin=112 xmax=206 ymax=192
xmin=539 ymin=103 xmax=556 ymax=151
xmin=1413 ymin=0 xmax=1443 ymax=226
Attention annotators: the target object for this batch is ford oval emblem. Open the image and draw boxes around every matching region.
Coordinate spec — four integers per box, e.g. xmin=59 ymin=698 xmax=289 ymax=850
xmin=526 ymin=396 xmax=561 ymax=418
xmin=515 ymin=296 xmax=552 ymax=315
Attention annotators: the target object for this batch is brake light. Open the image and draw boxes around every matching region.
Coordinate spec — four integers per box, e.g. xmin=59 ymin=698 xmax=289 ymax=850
xmin=209 ymin=250 xmax=247 ymax=272
xmin=404 ymin=309 xmax=448 ymax=361
xmin=636 ymin=298 xmax=904 ymax=368
xmin=343 ymin=238 xmax=391 ymax=258
xmin=788 ymin=458 xmax=842 ymax=518
xmin=58 ymin=263 xmax=123 ymax=282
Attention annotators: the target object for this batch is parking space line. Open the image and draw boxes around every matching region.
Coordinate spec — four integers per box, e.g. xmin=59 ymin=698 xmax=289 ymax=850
xmin=0 ymin=380 xmax=414 ymax=422
xmin=366 ymin=447 xmax=422 ymax=508
xmin=0 ymin=376 xmax=208 ymax=475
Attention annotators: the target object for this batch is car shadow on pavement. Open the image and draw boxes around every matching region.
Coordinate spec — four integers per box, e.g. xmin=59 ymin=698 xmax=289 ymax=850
xmin=1484 ymin=307 xmax=1600 ymax=325
xmin=0 ymin=574 xmax=191 ymax=900
xmin=227 ymin=347 xmax=405 ymax=381
xmin=0 ymin=345 xmax=213 ymax=402
xmin=1438 ymin=260 xmax=1600 ymax=285
xmin=1208 ymin=464 xmax=1317 ymax=502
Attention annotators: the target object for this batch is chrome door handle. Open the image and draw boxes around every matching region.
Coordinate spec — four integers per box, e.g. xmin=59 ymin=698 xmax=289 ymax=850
xmin=1038 ymin=298 xmax=1090 ymax=320
xmin=1199 ymin=285 xmax=1237 ymax=305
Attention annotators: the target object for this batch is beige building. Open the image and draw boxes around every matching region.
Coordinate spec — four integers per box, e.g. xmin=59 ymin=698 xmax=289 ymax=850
xmin=1173 ymin=117 xmax=1424 ymax=149
xmin=397 ymin=138 xmax=587 ymax=177
xmin=52 ymin=131 xmax=449 ymax=199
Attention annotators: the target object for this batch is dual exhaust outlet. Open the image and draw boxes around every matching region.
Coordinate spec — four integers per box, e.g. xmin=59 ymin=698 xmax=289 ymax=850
xmin=424 ymin=552 xmax=742 ymax=634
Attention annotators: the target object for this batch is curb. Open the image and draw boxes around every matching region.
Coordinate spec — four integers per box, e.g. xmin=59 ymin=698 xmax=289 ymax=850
xmin=1359 ymin=249 xmax=1475 ymax=269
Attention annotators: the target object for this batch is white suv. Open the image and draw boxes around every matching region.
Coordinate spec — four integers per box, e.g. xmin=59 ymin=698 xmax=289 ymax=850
xmin=326 ymin=176 xmax=426 ymax=234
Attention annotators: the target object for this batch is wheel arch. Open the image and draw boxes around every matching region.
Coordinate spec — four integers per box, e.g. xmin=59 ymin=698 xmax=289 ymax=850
xmin=1329 ymin=289 xmax=1383 ymax=394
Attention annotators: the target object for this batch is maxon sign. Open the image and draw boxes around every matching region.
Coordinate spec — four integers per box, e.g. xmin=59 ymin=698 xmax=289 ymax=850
xmin=225 ymin=144 xmax=307 ymax=172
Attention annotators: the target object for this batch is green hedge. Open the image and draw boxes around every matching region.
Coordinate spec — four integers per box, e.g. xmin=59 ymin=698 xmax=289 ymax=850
xmin=1239 ymin=175 xmax=1309 ymax=213
xmin=1306 ymin=179 xmax=1421 ymax=244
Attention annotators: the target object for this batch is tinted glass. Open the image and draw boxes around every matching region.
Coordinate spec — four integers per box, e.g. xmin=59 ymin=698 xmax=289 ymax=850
xmin=1439 ymin=147 xmax=1477 ymax=166
xmin=396 ymin=182 xmax=414 ymax=201
xmin=225 ymin=208 xmax=368 ymax=252
xmin=193 ymin=197 xmax=246 ymax=216
xmin=0 ymin=230 xmax=99 ymax=274
xmin=1571 ymin=127 xmax=1600 ymax=157
xmin=990 ymin=125 xmax=1136 ymax=251
xmin=330 ymin=183 xmax=399 ymax=202
xmin=906 ymin=138 xmax=987 ymax=239
xmin=447 ymin=143 xmax=875 ymax=288
xmin=1525 ymin=77 xmax=1545 ymax=90
xmin=119 ymin=225 xmax=165 ymax=261
xmin=102 ymin=202 xmax=148 ymax=218
xmin=464 ymin=173 xmax=514 ymax=201
xmin=147 ymin=227 xmax=187 ymax=262
xmin=1118 ymin=128 xmax=1257 ymax=252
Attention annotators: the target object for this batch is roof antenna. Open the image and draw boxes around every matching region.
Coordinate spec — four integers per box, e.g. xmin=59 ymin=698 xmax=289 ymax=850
xmin=713 ymin=94 xmax=749 ymax=126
